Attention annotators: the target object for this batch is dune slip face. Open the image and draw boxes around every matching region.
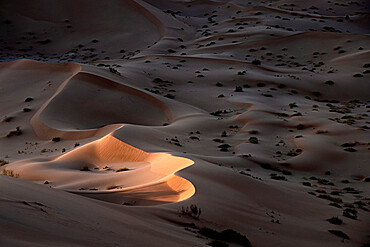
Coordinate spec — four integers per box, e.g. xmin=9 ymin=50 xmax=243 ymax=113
xmin=1 ymin=0 xmax=370 ymax=247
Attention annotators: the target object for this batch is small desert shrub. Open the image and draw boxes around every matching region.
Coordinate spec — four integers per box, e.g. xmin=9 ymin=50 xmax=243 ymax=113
xmin=270 ymin=173 xmax=287 ymax=181
xmin=6 ymin=127 xmax=22 ymax=137
xmin=262 ymin=93 xmax=272 ymax=97
xmin=318 ymin=194 xmax=342 ymax=203
xmin=328 ymin=230 xmax=350 ymax=240
xmin=326 ymin=217 xmax=342 ymax=225
xmin=210 ymin=110 xmax=223 ymax=116
xmin=249 ymin=137 xmax=258 ymax=144
xmin=287 ymin=149 xmax=302 ymax=157
xmin=282 ymin=170 xmax=292 ymax=175
xmin=213 ymin=138 xmax=224 ymax=143
xmin=116 ymin=168 xmax=129 ymax=172
xmin=106 ymin=185 xmax=117 ymax=190
xmin=218 ymin=144 xmax=231 ymax=149
xmin=164 ymin=94 xmax=175 ymax=99
xmin=317 ymin=178 xmax=334 ymax=185
xmin=181 ymin=203 xmax=202 ymax=219
xmin=329 ymin=203 xmax=342 ymax=208
xmin=52 ymin=137 xmax=61 ymax=142
xmin=343 ymin=208 xmax=357 ymax=220
xmin=312 ymin=91 xmax=321 ymax=97
xmin=199 ymin=228 xmax=251 ymax=247
xmin=302 ymin=182 xmax=311 ymax=187
xmin=109 ymin=67 xmax=121 ymax=75
xmin=316 ymin=130 xmax=328 ymax=134
xmin=252 ymin=59 xmax=261 ymax=65
xmin=296 ymin=124 xmax=304 ymax=130
xmin=0 ymin=159 xmax=8 ymax=166
xmin=234 ymin=86 xmax=243 ymax=92
xmin=2 ymin=116 xmax=13 ymax=122
xmin=342 ymin=187 xmax=360 ymax=194
xmin=80 ymin=165 xmax=90 ymax=171
xmin=2 ymin=169 xmax=19 ymax=178
xmin=341 ymin=142 xmax=356 ymax=147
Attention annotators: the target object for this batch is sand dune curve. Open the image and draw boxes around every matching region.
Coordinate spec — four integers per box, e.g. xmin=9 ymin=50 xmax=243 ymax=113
xmin=5 ymin=133 xmax=195 ymax=205
xmin=31 ymin=70 xmax=172 ymax=139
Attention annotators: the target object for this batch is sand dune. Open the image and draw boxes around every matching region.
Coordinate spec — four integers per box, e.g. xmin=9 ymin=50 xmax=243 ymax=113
xmin=8 ymin=134 xmax=195 ymax=205
xmin=1 ymin=0 xmax=369 ymax=246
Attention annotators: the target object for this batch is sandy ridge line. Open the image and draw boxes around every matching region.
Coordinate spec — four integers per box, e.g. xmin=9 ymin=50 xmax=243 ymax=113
xmin=70 ymin=71 xmax=174 ymax=120
xmin=174 ymin=0 xmax=359 ymax=19
xmin=127 ymin=54 xmax=300 ymax=74
xmin=329 ymin=49 xmax=370 ymax=63
xmin=11 ymin=0 xmax=166 ymax=38
xmin=194 ymin=31 xmax=369 ymax=52
xmin=193 ymin=30 xmax=269 ymax=43
xmin=0 ymin=59 xmax=79 ymax=71
xmin=128 ymin=0 xmax=165 ymax=37
xmin=65 ymin=173 xmax=191 ymax=194
xmin=31 ymin=68 xmax=175 ymax=139
xmin=250 ymin=5 xmax=366 ymax=19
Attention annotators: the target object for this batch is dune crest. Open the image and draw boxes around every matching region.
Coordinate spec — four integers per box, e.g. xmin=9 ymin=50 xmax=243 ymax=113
xmin=6 ymin=134 xmax=195 ymax=205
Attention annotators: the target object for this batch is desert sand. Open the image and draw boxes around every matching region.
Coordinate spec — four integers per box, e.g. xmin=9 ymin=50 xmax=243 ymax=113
xmin=0 ymin=0 xmax=369 ymax=246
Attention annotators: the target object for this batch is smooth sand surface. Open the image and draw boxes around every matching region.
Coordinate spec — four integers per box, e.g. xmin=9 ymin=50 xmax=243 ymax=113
xmin=0 ymin=0 xmax=369 ymax=246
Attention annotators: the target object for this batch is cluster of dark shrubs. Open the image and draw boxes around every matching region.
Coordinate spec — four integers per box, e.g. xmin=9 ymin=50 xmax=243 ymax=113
xmin=199 ymin=227 xmax=251 ymax=247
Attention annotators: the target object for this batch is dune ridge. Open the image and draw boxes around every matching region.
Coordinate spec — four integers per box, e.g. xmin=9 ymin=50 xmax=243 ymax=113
xmin=8 ymin=134 xmax=195 ymax=205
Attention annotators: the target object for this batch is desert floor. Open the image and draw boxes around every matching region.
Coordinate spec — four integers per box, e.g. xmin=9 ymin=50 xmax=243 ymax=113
xmin=0 ymin=0 xmax=369 ymax=246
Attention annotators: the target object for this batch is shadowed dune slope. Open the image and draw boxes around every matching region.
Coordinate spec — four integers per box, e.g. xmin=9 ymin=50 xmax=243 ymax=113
xmin=38 ymin=72 xmax=170 ymax=129
xmin=0 ymin=0 xmax=162 ymax=61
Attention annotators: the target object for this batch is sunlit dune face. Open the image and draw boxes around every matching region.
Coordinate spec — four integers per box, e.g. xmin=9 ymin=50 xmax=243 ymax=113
xmin=6 ymin=134 xmax=195 ymax=205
